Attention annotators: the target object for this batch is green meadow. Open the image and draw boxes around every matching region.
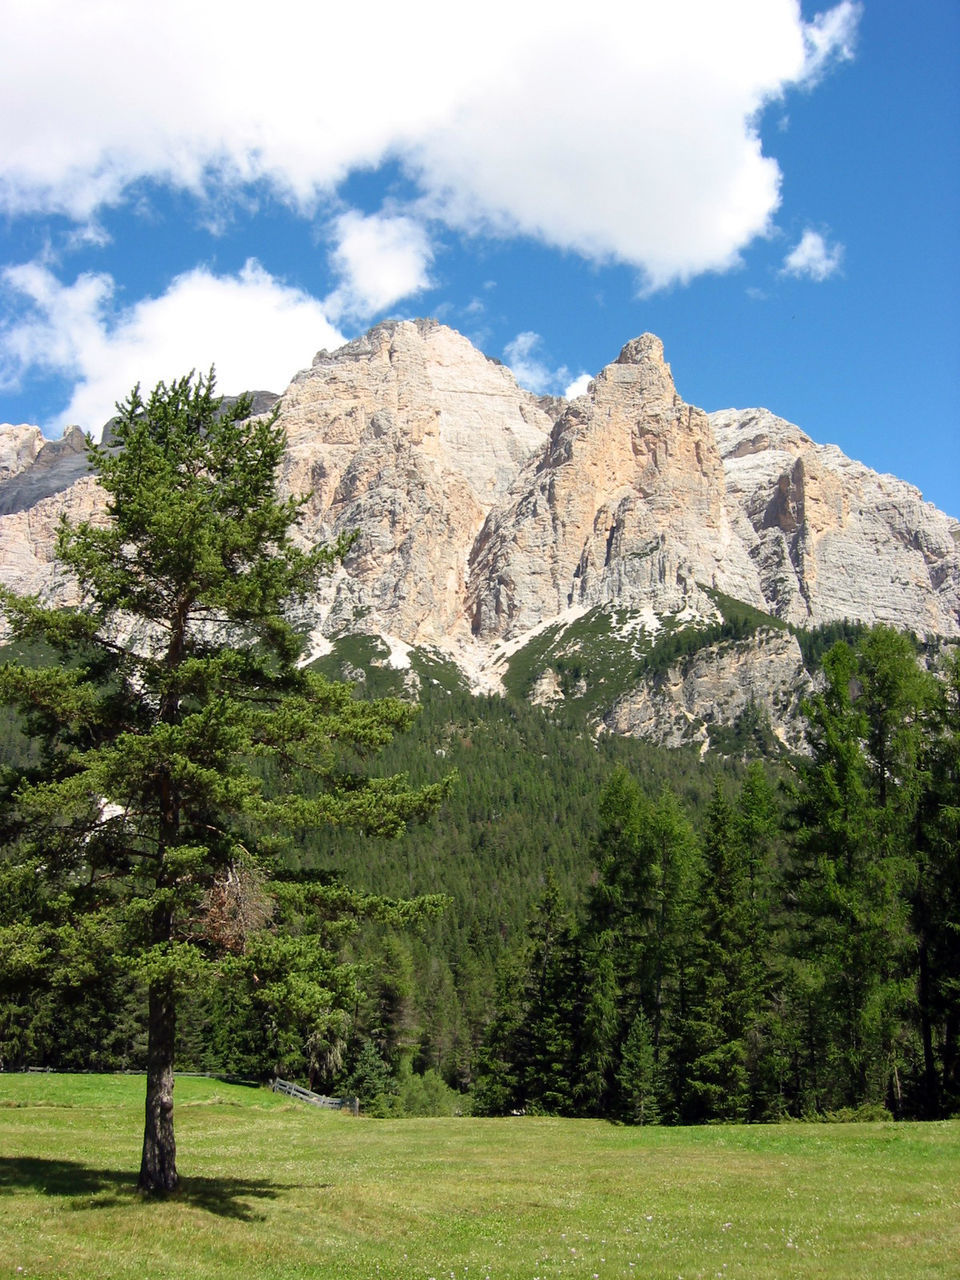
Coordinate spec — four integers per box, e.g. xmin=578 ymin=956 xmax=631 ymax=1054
xmin=1 ymin=1074 xmax=957 ymax=1280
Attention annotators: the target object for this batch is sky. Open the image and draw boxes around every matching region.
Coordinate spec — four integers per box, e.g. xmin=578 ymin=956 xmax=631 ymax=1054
xmin=0 ymin=1 xmax=957 ymax=517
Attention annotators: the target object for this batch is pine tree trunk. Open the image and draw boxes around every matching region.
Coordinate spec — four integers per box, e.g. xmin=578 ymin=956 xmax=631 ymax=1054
xmin=139 ymin=979 xmax=178 ymax=1194
xmin=917 ymin=935 xmax=940 ymax=1118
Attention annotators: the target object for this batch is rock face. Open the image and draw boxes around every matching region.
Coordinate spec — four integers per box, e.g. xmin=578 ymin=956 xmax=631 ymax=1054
xmin=0 ymin=423 xmax=90 ymax=515
xmin=467 ymin=335 xmax=764 ymax=639
xmin=714 ymin=408 xmax=960 ymax=635
xmin=603 ymin=628 xmax=812 ymax=753
xmin=1 ymin=320 xmax=958 ymax=749
xmin=0 ymin=425 xmax=101 ymax=607
xmin=277 ymin=319 xmax=552 ymax=646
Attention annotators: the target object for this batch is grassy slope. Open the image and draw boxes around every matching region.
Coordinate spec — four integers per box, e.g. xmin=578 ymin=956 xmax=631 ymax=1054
xmin=2 ymin=1075 xmax=957 ymax=1280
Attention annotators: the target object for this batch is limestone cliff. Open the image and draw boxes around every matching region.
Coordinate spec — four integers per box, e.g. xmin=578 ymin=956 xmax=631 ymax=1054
xmin=0 ymin=425 xmax=101 ymax=607
xmin=1 ymin=320 xmax=957 ymax=753
xmin=714 ymin=407 xmax=960 ymax=635
xmin=603 ymin=628 xmax=812 ymax=753
xmin=277 ymin=319 xmax=552 ymax=646
xmin=467 ymin=334 xmax=764 ymax=640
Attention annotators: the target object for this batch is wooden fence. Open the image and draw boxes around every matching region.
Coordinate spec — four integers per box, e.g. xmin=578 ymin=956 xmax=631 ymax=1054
xmin=271 ymin=1077 xmax=359 ymax=1115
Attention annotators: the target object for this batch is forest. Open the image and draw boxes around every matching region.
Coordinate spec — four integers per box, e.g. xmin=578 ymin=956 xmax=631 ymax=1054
xmin=471 ymin=626 xmax=960 ymax=1125
xmin=0 ymin=374 xmax=957 ymax=1138
xmin=2 ymin=622 xmax=958 ymax=1124
xmin=237 ymin=625 xmax=960 ymax=1122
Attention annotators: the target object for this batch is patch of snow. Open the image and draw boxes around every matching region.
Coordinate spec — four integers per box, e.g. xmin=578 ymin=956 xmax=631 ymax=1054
xmin=380 ymin=634 xmax=412 ymax=671
xmin=610 ymin=606 xmax=664 ymax=658
xmin=441 ymin=636 xmax=506 ymax=696
xmin=297 ymin=630 xmax=333 ymax=668
xmin=489 ymin=605 xmax=593 ymax=664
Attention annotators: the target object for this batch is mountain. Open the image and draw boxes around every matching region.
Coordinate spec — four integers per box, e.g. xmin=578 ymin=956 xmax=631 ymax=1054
xmin=2 ymin=318 xmax=957 ymax=750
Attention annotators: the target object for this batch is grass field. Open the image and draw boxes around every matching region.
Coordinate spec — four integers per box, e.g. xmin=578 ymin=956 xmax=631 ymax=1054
xmin=1 ymin=1074 xmax=957 ymax=1280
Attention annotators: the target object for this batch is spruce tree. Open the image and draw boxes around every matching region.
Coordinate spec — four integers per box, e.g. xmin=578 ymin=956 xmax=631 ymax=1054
xmin=576 ymin=932 xmax=619 ymax=1115
xmin=521 ymin=879 xmax=581 ymax=1114
xmin=617 ymin=1010 xmax=660 ymax=1125
xmin=644 ymin=788 xmax=701 ymax=1075
xmin=471 ymin=948 xmax=530 ymax=1115
xmin=734 ymin=763 xmax=782 ymax=1117
xmin=583 ymin=768 xmax=653 ymax=1032
xmin=683 ymin=781 xmax=756 ymax=1123
xmin=473 ymin=876 xmax=580 ymax=1115
xmin=914 ymin=647 xmax=960 ymax=1116
xmin=789 ymin=629 xmax=928 ymax=1111
xmin=0 ymin=372 xmax=448 ymax=1192
xmin=582 ymin=774 xmax=701 ymax=1121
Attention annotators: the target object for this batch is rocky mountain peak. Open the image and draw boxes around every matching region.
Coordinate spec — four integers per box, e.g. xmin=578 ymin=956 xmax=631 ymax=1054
xmin=272 ymin=319 xmax=555 ymax=647
xmin=616 ymin=333 xmax=665 ymax=365
xmin=1 ymin=323 xmax=957 ymax=729
xmin=602 ymin=332 xmax=680 ymax=410
xmin=310 ymin=316 xmax=445 ymax=370
xmin=0 ymin=424 xmax=90 ymax=518
xmin=467 ymin=333 xmax=761 ymax=641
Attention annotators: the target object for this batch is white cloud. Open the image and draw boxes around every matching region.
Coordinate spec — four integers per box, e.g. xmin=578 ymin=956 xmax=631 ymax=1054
xmin=503 ymin=332 xmax=588 ymax=398
xmin=503 ymin=333 xmax=556 ymax=395
xmin=781 ymin=229 xmax=845 ymax=281
xmin=1 ymin=259 xmax=344 ymax=435
xmin=564 ymin=373 xmax=594 ymax=400
xmin=802 ymin=1 xmax=861 ymax=83
xmin=325 ymin=211 xmax=433 ymax=322
xmin=0 ymin=1 xmax=861 ymax=290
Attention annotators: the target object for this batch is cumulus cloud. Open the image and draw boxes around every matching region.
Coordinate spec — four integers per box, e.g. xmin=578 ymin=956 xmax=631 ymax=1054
xmin=503 ymin=333 xmax=556 ymax=395
xmin=325 ymin=211 xmax=433 ymax=322
xmin=0 ymin=0 xmax=861 ymax=289
xmin=503 ymin=332 xmax=589 ymax=398
xmin=781 ymin=229 xmax=845 ymax=281
xmin=564 ymin=373 xmax=594 ymax=400
xmin=1 ymin=259 xmax=344 ymax=435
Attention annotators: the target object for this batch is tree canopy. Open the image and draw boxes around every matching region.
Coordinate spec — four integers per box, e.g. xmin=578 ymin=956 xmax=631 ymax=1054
xmin=470 ymin=631 xmax=959 ymax=1124
xmin=0 ymin=372 xmax=449 ymax=1192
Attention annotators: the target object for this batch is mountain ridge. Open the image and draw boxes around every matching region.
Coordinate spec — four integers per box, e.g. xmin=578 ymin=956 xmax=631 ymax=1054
xmin=1 ymin=319 xmax=957 ymax=748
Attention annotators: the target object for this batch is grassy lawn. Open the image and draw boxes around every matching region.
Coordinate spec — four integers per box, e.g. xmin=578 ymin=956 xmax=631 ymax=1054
xmin=1 ymin=1075 xmax=957 ymax=1279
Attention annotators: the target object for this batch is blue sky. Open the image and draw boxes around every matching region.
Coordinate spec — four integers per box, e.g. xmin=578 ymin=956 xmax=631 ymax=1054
xmin=1 ymin=0 xmax=957 ymax=517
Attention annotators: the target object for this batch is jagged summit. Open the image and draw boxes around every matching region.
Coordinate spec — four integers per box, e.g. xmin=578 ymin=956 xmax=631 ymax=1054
xmin=310 ymin=316 xmax=446 ymax=367
xmin=468 ymin=334 xmax=751 ymax=639
xmin=1 ymin=321 xmax=957 ymax=744
xmin=616 ymin=333 xmax=664 ymax=364
xmin=712 ymin=405 xmax=960 ymax=634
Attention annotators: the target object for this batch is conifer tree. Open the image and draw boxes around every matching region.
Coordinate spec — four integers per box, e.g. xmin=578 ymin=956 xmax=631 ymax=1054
xmin=521 ymin=879 xmax=581 ymax=1114
xmin=734 ymin=762 xmax=782 ymax=1117
xmin=471 ymin=948 xmax=530 ymax=1115
xmin=583 ymin=767 xmax=654 ymax=1027
xmin=0 ymin=372 xmax=448 ymax=1192
xmin=644 ymin=788 xmax=701 ymax=1071
xmin=472 ymin=876 xmax=580 ymax=1115
xmin=581 ymin=773 xmax=701 ymax=1121
xmin=789 ymin=629 xmax=928 ymax=1111
xmin=683 ymin=781 xmax=756 ymax=1122
xmin=913 ymin=647 xmax=960 ymax=1115
xmin=617 ymin=1010 xmax=660 ymax=1125
xmin=576 ymin=932 xmax=619 ymax=1115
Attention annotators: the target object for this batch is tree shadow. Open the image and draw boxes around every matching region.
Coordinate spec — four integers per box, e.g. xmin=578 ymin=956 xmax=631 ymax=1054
xmin=0 ymin=1157 xmax=307 ymax=1221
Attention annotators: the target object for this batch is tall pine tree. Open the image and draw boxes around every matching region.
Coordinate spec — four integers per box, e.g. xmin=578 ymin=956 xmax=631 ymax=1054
xmin=0 ymin=372 xmax=448 ymax=1192
xmin=913 ymin=647 xmax=960 ymax=1116
xmin=789 ymin=629 xmax=928 ymax=1112
xmin=683 ymin=781 xmax=760 ymax=1123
